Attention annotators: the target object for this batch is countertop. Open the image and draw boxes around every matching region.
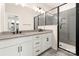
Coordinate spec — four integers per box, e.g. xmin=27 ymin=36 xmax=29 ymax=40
xmin=0 ymin=30 xmax=52 ymax=40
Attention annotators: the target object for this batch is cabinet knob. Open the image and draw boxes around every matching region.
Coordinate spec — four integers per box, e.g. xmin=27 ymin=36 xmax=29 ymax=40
xmin=21 ymin=46 xmax=22 ymax=52
xmin=36 ymin=36 xmax=39 ymax=38
xmin=18 ymin=46 xmax=22 ymax=52
xmin=36 ymin=50 xmax=40 ymax=52
xmin=36 ymin=42 xmax=40 ymax=44
xmin=18 ymin=47 xmax=20 ymax=52
xmin=59 ymin=44 xmax=62 ymax=46
xmin=47 ymin=38 xmax=49 ymax=41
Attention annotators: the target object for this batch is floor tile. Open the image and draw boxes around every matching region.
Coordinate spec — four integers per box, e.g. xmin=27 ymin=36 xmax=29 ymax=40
xmin=40 ymin=48 xmax=75 ymax=56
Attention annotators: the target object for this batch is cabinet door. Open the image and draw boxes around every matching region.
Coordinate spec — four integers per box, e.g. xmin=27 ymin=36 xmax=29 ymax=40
xmin=42 ymin=33 xmax=52 ymax=52
xmin=46 ymin=33 xmax=52 ymax=48
xmin=0 ymin=45 xmax=19 ymax=56
xmin=21 ymin=40 xmax=33 ymax=56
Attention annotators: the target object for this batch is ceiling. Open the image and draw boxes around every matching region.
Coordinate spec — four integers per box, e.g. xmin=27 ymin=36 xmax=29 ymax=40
xmin=25 ymin=3 xmax=63 ymax=11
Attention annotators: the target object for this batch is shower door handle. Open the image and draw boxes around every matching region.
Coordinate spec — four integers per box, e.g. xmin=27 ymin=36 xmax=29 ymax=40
xmin=60 ymin=24 xmax=63 ymax=30
xmin=60 ymin=17 xmax=66 ymax=30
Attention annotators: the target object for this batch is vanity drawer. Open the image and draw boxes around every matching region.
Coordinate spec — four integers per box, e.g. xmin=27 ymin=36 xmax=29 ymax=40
xmin=33 ymin=47 xmax=41 ymax=56
xmin=33 ymin=35 xmax=41 ymax=40
xmin=33 ymin=40 xmax=41 ymax=48
xmin=33 ymin=35 xmax=41 ymax=48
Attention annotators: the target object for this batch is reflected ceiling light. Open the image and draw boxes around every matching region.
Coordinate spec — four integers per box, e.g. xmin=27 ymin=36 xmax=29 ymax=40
xmin=21 ymin=4 xmax=26 ymax=7
xmin=15 ymin=3 xmax=26 ymax=7
xmin=39 ymin=9 xmax=45 ymax=13
xmin=33 ymin=6 xmax=45 ymax=13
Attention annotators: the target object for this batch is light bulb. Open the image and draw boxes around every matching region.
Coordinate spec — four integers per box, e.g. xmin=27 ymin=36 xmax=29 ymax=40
xmin=15 ymin=3 xmax=26 ymax=7
xmin=21 ymin=4 xmax=26 ymax=7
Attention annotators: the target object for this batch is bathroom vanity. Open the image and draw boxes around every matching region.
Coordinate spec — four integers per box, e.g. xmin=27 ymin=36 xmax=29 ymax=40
xmin=0 ymin=30 xmax=53 ymax=56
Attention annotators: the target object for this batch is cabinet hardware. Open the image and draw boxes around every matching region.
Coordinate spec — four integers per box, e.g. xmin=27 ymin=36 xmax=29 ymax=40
xmin=35 ymin=42 xmax=40 ymax=44
xmin=36 ymin=37 xmax=39 ymax=38
xmin=18 ymin=46 xmax=22 ymax=52
xmin=47 ymin=38 xmax=49 ymax=41
xmin=36 ymin=50 xmax=40 ymax=52
xmin=21 ymin=46 xmax=22 ymax=52
xmin=59 ymin=44 xmax=62 ymax=46
xmin=60 ymin=24 xmax=62 ymax=29
xmin=18 ymin=46 xmax=20 ymax=52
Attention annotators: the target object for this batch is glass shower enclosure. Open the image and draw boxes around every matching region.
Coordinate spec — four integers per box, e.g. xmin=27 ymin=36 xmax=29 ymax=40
xmin=59 ymin=4 xmax=76 ymax=54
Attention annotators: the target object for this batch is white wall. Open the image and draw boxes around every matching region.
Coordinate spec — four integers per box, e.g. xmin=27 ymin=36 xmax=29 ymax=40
xmin=0 ymin=3 xmax=5 ymax=32
xmin=0 ymin=4 xmax=1 ymax=32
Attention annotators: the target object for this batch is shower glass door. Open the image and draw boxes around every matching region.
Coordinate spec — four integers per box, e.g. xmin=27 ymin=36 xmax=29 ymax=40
xmin=59 ymin=4 xmax=76 ymax=54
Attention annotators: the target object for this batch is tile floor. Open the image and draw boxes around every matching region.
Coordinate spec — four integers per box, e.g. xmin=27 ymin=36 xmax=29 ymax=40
xmin=40 ymin=48 xmax=75 ymax=56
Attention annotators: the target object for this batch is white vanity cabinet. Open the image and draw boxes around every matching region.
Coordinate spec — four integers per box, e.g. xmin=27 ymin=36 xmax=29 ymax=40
xmin=0 ymin=32 xmax=52 ymax=56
